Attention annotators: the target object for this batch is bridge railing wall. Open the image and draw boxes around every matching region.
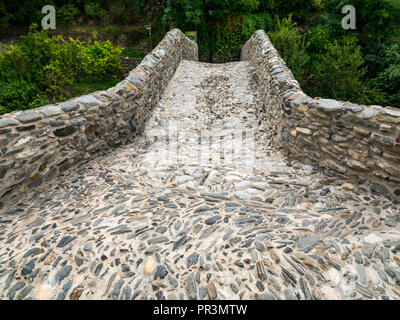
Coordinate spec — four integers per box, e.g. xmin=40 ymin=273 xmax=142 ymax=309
xmin=242 ymin=30 xmax=400 ymax=201
xmin=0 ymin=29 xmax=198 ymax=198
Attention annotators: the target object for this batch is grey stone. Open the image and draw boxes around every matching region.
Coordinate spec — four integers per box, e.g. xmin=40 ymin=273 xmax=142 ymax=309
xmin=361 ymin=109 xmax=375 ymax=119
xmin=186 ymin=273 xmax=197 ymax=300
xmin=21 ymin=259 xmax=35 ymax=276
xmin=154 ymin=265 xmax=168 ymax=280
xmin=55 ymin=265 xmax=72 ymax=283
xmin=16 ymin=111 xmax=42 ymax=123
xmin=187 ymin=252 xmax=199 ymax=268
xmin=39 ymin=105 xmax=63 ymax=117
xmin=344 ymin=103 xmax=364 ymax=113
xmin=297 ymin=236 xmax=320 ymax=253
xmin=0 ymin=118 xmax=19 ymax=128
xmin=56 ymin=236 xmax=77 ymax=248
xmin=78 ymin=95 xmax=100 ymax=107
xmin=316 ymin=99 xmax=342 ymax=112
xmin=57 ymin=280 xmax=73 ymax=300
xmin=204 ymin=215 xmax=221 ymax=225
xmin=60 ymin=101 xmax=80 ymax=112
xmin=7 ymin=281 xmax=25 ymax=299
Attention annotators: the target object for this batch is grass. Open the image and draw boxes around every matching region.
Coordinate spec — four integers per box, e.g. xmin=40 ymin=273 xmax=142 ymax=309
xmin=55 ymin=25 xmax=146 ymax=35
xmin=122 ymin=48 xmax=144 ymax=59
xmin=74 ymin=79 xmax=121 ymax=95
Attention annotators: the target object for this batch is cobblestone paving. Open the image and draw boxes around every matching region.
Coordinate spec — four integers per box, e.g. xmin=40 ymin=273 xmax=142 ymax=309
xmin=1 ymin=60 xmax=400 ymax=300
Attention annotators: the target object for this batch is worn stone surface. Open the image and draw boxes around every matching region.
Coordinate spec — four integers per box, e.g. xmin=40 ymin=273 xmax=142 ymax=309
xmin=1 ymin=59 xmax=400 ymax=301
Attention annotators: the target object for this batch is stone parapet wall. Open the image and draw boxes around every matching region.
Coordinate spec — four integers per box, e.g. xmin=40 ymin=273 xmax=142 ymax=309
xmin=0 ymin=29 xmax=198 ymax=198
xmin=242 ymin=30 xmax=400 ymax=201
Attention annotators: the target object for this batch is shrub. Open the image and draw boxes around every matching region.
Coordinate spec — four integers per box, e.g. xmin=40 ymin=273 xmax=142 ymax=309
xmin=78 ymin=39 xmax=124 ymax=80
xmin=268 ymin=15 xmax=310 ymax=85
xmin=57 ymin=4 xmax=80 ymax=25
xmin=0 ymin=79 xmax=48 ymax=113
xmin=311 ymin=36 xmax=366 ymax=101
xmin=84 ymin=2 xmax=108 ymax=23
xmin=0 ymin=25 xmax=124 ymax=114
xmin=370 ymin=42 xmax=400 ymax=107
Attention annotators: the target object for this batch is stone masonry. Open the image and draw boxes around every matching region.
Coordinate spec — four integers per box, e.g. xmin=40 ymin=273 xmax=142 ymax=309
xmin=241 ymin=30 xmax=400 ymax=202
xmin=0 ymin=29 xmax=197 ymax=198
xmin=0 ymin=29 xmax=399 ymax=300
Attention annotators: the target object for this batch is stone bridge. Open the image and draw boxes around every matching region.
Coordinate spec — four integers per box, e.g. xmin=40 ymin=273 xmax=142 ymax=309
xmin=0 ymin=29 xmax=399 ymax=300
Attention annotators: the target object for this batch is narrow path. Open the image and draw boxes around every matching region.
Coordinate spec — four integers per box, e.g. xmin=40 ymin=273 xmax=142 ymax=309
xmin=1 ymin=61 xmax=400 ymax=300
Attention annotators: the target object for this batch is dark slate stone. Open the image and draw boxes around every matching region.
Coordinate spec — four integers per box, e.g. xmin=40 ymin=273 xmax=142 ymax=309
xmin=173 ymin=235 xmax=191 ymax=251
xmin=23 ymin=248 xmax=42 ymax=259
xmin=7 ymin=281 xmax=25 ymax=300
xmin=0 ymin=128 xmax=11 ymax=134
xmin=75 ymin=256 xmax=83 ymax=267
xmin=16 ymin=125 xmax=36 ymax=132
xmin=187 ymin=252 xmax=199 ymax=268
xmin=55 ymin=265 xmax=72 ymax=283
xmin=56 ymin=236 xmax=77 ymax=248
xmin=57 ymin=280 xmax=73 ymax=300
xmin=21 ymin=259 xmax=35 ymax=276
xmin=154 ymin=265 xmax=168 ymax=280
xmin=204 ymin=215 xmax=221 ymax=225
xmin=54 ymin=126 xmax=77 ymax=137
xmin=50 ymin=121 xmax=66 ymax=127
xmin=371 ymin=183 xmax=391 ymax=196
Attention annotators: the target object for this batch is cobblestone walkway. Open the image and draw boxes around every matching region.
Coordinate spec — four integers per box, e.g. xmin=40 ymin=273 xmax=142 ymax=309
xmin=1 ymin=61 xmax=400 ymax=300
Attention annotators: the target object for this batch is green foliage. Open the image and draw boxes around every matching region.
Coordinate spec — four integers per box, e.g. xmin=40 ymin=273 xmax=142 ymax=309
xmin=78 ymin=39 xmax=124 ymax=81
xmin=269 ymin=17 xmax=386 ymax=105
xmin=0 ymin=25 xmax=123 ymax=114
xmin=0 ymin=0 xmax=399 ymax=108
xmin=213 ymin=12 xmax=273 ymax=61
xmin=311 ymin=37 xmax=366 ymax=101
xmin=0 ymin=79 xmax=48 ymax=114
xmin=273 ymin=0 xmax=321 ymax=23
xmin=269 ymin=15 xmax=310 ymax=86
xmin=370 ymin=42 xmax=400 ymax=107
xmin=84 ymin=2 xmax=108 ymax=22
xmin=321 ymin=0 xmax=400 ymax=43
xmin=57 ymin=3 xmax=80 ymax=25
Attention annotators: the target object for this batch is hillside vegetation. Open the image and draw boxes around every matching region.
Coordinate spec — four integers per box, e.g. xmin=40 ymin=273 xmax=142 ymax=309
xmin=0 ymin=0 xmax=399 ymax=114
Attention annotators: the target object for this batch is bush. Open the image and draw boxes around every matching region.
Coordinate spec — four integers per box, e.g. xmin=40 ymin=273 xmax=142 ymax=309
xmin=78 ymin=39 xmax=124 ymax=80
xmin=0 ymin=80 xmax=48 ymax=113
xmin=57 ymin=4 xmax=80 ymax=25
xmin=84 ymin=2 xmax=108 ymax=22
xmin=207 ymin=12 xmax=273 ymax=61
xmin=269 ymin=15 xmax=310 ymax=85
xmin=311 ymin=36 xmax=367 ymax=102
xmin=0 ymin=25 xmax=124 ymax=114
xmin=370 ymin=42 xmax=400 ymax=107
